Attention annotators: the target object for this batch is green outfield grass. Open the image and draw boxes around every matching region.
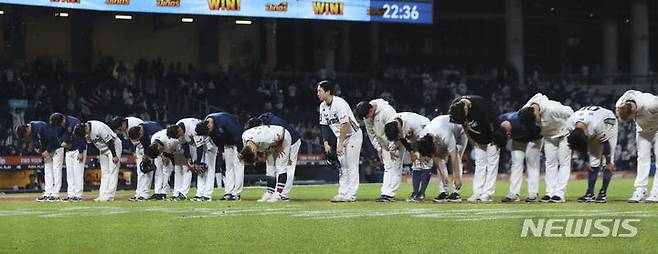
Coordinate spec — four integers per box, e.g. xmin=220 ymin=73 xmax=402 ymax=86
xmin=1 ymin=177 xmax=657 ymax=254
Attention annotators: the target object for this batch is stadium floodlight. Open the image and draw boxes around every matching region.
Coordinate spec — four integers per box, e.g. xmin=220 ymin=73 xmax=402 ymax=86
xmin=235 ymin=20 xmax=252 ymax=25
xmin=0 ymin=10 xmax=4 ymax=15
xmin=115 ymin=14 xmax=132 ymax=20
xmin=181 ymin=17 xmax=194 ymax=23
xmin=55 ymin=12 xmax=69 ymax=17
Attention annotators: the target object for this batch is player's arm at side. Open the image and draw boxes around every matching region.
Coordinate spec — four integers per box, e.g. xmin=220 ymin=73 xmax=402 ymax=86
xmin=449 ymin=150 xmax=462 ymax=189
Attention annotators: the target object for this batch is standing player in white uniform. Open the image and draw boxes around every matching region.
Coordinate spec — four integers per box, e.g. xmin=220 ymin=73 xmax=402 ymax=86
xmin=167 ymin=118 xmax=216 ymax=202
xmin=567 ymin=106 xmax=618 ymax=203
xmin=110 ymin=117 xmax=147 ymax=201
xmin=416 ymin=115 xmax=468 ymax=202
xmin=519 ymin=93 xmax=574 ymax=202
xmin=616 ymin=90 xmax=658 ymax=202
xmin=384 ymin=112 xmax=431 ymax=201
xmin=498 ymin=112 xmax=543 ymax=203
xmin=73 ymin=121 xmax=123 ymax=202
xmin=317 ymin=80 xmax=363 ymax=202
xmin=354 ymin=98 xmax=401 ymax=202
xmin=143 ymin=130 xmax=183 ymax=200
xmin=241 ymin=125 xmax=294 ymax=202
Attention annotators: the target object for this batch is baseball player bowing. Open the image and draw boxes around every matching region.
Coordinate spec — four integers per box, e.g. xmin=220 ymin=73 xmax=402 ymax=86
xmin=17 ymin=121 xmax=62 ymax=202
xmin=245 ymin=113 xmax=301 ymax=200
xmin=196 ymin=112 xmax=244 ymax=201
xmin=317 ymin=80 xmax=363 ymax=202
xmin=50 ymin=113 xmax=87 ymax=202
xmin=616 ymin=90 xmax=658 ymax=203
xmin=241 ymin=125 xmax=294 ymax=202
xmin=498 ymin=111 xmax=543 ymax=203
xmin=354 ymin=98 xmax=401 ymax=202
xmin=383 ymin=112 xmax=431 ymax=201
xmin=449 ymin=95 xmax=507 ymax=203
xmin=167 ymin=118 xmax=216 ymax=202
xmin=127 ymin=121 xmax=164 ymax=201
xmin=142 ymin=129 xmax=183 ymax=201
xmin=519 ymin=93 xmax=574 ymax=203
xmin=73 ymin=121 xmax=123 ymax=202
xmin=416 ymin=115 xmax=468 ymax=202
xmin=567 ymin=106 xmax=618 ymax=203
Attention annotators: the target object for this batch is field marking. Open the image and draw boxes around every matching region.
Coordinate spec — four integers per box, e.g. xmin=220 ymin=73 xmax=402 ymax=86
xmin=1 ymin=206 xmax=657 ymax=222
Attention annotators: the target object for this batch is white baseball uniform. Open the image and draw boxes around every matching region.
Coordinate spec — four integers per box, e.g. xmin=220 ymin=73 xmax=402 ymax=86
xmin=388 ymin=112 xmax=431 ymax=170
xmin=363 ymin=98 xmax=403 ymax=198
xmin=524 ymin=93 xmax=574 ymax=198
xmin=242 ymin=125 xmax=293 ymax=177
xmin=320 ymin=95 xmax=363 ymax=200
xmin=151 ymin=130 xmax=182 ymax=196
xmin=120 ymin=117 xmax=146 ymax=198
xmin=419 ymin=115 xmax=468 ymax=193
xmin=85 ymin=121 xmax=123 ymax=201
xmin=567 ymin=106 xmax=618 ymax=167
xmin=616 ymin=90 xmax=658 ymax=196
xmin=174 ymin=118 xmax=216 ymax=199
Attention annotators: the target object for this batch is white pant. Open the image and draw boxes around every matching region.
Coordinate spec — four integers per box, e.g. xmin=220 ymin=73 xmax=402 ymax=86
xmin=266 ymin=131 xmax=293 ymax=177
xmin=337 ymin=131 xmax=363 ymax=199
xmin=153 ymin=156 xmax=173 ymax=195
xmin=223 ymin=146 xmax=244 ymax=196
xmin=173 ymin=165 xmax=192 ymax=197
xmin=196 ymin=143 xmax=217 ymax=198
xmin=65 ymin=150 xmax=86 ymax=198
xmin=281 ymin=140 xmax=301 ymax=197
xmin=635 ymin=131 xmax=658 ymax=195
xmin=508 ymin=139 xmax=542 ymax=197
xmin=98 ymin=149 xmax=121 ymax=200
xmin=472 ymin=143 xmax=500 ymax=196
xmin=380 ymin=146 xmax=405 ymax=197
xmin=544 ymin=136 xmax=571 ymax=198
xmin=134 ymin=145 xmax=153 ymax=198
xmin=43 ymin=147 xmax=64 ymax=197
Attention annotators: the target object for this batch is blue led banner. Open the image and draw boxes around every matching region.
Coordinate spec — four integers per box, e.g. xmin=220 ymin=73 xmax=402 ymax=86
xmin=0 ymin=0 xmax=433 ymax=24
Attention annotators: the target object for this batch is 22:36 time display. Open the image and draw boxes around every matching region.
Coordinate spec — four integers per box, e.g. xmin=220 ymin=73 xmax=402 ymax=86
xmin=381 ymin=4 xmax=420 ymax=20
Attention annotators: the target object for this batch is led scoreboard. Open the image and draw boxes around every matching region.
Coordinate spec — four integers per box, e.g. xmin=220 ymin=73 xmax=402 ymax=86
xmin=0 ymin=0 xmax=433 ymax=24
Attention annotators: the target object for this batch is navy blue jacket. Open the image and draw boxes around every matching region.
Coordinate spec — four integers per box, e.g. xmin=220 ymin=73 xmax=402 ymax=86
xmin=206 ymin=113 xmax=243 ymax=150
xmin=30 ymin=121 xmax=60 ymax=153
xmin=57 ymin=115 xmax=86 ymax=153
xmin=137 ymin=121 xmax=164 ymax=148
xmin=497 ymin=112 xmax=542 ymax=142
xmin=258 ymin=112 xmax=300 ymax=144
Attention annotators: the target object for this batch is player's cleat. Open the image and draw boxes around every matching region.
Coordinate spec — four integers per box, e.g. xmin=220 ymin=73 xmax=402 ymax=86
xmin=540 ymin=195 xmax=552 ymax=203
xmin=466 ymin=194 xmax=481 ymax=203
xmin=645 ymin=193 xmax=658 ymax=203
xmin=447 ymin=192 xmax=462 ymax=203
xmin=280 ymin=195 xmax=290 ymax=201
xmin=595 ymin=193 xmax=608 ymax=203
xmin=128 ymin=196 xmax=139 ymax=202
xmin=94 ymin=197 xmax=113 ymax=202
xmin=148 ymin=194 xmax=160 ymax=201
xmin=376 ymin=195 xmax=394 ymax=202
xmin=577 ymin=193 xmax=595 ymax=203
xmin=191 ymin=196 xmax=203 ymax=202
xmin=501 ymin=194 xmax=520 ymax=203
xmin=258 ymin=192 xmax=273 ymax=202
xmin=331 ymin=195 xmax=349 ymax=202
xmin=417 ymin=194 xmax=426 ymax=202
xmin=344 ymin=196 xmax=357 ymax=202
xmin=170 ymin=194 xmax=186 ymax=201
xmin=432 ymin=192 xmax=449 ymax=203
xmin=47 ymin=196 xmax=61 ymax=202
xmin=628 ymin=189 xmax=646 ymax=203
xmin=406 ymin=193 xmax=417 ymax=202
xmin=70 ymin=197 xmax=82 ymax=202
xmin=267 ymin=192 xmax=282 ymax=202
xmin=479 ymin=194 xmax=493 ymax=203
xmin=525 ymin=196 xmax=537 ymax=203
xmin=36 ymin=196 xmax=48 ymax=202
xmin=229 ymin=194 xmax=240 ymax=201
xmin=219 ymin=194 xmax=232 ymax=201
xmin=550 ymin=196 xmax=565 ymax=203
xmin=62 ymin=197 xmax=72 ymax=202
